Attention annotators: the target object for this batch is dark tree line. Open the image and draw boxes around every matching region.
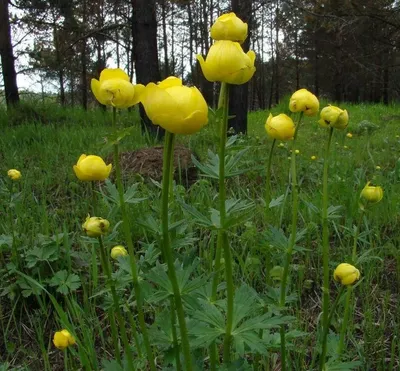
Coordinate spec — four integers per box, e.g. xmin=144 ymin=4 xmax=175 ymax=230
xmin=1 ymin=0 xmax=399 ymax=132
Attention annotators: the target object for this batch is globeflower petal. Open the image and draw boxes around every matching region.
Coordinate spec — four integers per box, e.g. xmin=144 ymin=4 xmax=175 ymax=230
xmin=210 ymin=12 xmax=248 ymax=44
xmin=91 ymin=79 xmax=108 ymax=105
xmin=99 ymin=68 xmax=130 ymax=83
xmin=158 ymin=76 xmax=182 ymax=89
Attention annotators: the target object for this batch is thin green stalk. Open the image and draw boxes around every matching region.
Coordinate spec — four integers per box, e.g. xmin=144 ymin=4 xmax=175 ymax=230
xmin=91 ymin=181 xmax=97 ymax=215
xmin=337 ymin=286 xmax=353 ymax=358
xmin=8 ymin=182 xmax=19 ymax=268
xmin=98 ymin=236 xmax=134 ymax=370
xmin=161 ymin=131 xmax=193 ymax=370
xmin=351 ymin=210 xmax=364 ymax=264
xmin=170 ymin=297 xmax=182 ymax=371
xmin=278 ymin=112 xmax=303 ymax=371
xmin=319 ymin=127 xmax=335 ymax=371
xmin=265 ymin=138 xmax=277 ymax=216
xmin=125 ymin=302 xmax=142 ymax=357
xmin=111 ymin=107 xmax=156 ymax=371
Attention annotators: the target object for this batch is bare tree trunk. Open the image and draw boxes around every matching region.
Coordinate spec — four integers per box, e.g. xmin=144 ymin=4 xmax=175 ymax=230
xmin=53 ymin=27 xmax=65 ymax=106
xmin=229 ymin=0 xmax=252 ymax=134
xmin=131 ymin=0 xmax=163 ymax=138
xmin=274 ymin=4 xmax=279 ymax=104
xmin=161 ymin=0 xmax=169 ymax=77
xmin=0 ymin=0 xmax=20 ymax=107
xmin=81 ymin=0 xmax=88 ymax=110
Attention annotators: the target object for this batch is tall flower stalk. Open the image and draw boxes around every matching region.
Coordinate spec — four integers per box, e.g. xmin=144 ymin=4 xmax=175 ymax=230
xmin=265 ymin=138 xmax=276 ymax=216
xmin=111 ymin=108 xmax=156 ymax=371
xmin=279 ymin=112 xmax=303 ymax=370
xmin=161 ymin=131 xmax=193 ymax=371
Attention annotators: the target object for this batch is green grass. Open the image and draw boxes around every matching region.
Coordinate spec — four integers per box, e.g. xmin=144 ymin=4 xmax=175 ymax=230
xmin=0 ymin=101 xmax=399 ymax=370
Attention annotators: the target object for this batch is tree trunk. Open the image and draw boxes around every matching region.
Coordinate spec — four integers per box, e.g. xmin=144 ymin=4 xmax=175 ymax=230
xmin=161 ymin=0 xmax=169 ymax=78
xmin=53 ymin=27 xmax=65 ymax=106
xmin=81 ymin=0 xmax=88 ymax=110
xmin=131 ymin=0 xmax=163 ymax=138
xmin=0 ymin=0 xmax=20 ymax=107
xmin=229 ymin=0 xmax=252 ymax=134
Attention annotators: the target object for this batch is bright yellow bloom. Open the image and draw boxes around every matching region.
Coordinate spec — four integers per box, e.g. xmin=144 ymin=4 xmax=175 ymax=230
xmin=318 ymin=105 xmax=349 ymax=130
xmin=7 ymin=169 xmax=21 ymax=181
xmin=311 ymin=155 xmax=317 ymax=160
xmin=346 ymin=133 xmax=353 ymax=138
xmin=333 ymin=263 xmax=360 ymax=286
xmin=360 ymin=182 xmax=383 ymax=203
xmin=73 ymin=154 xmax=112 ymax=181
xmin=82 ymin=215 xmax=110 ymax=237
xmin=197 ymin=40 xmax=256 ymax=85
xmin=53 ymin=329 xmax=76 ymax=350
xmin=289 ymin=89 xmax=319 ymax=116
xmin=111 ymin=245 xmax=128 ymax=260
xmin=210 ymin=12 xmax=248 ymax=44
xmin=140 ymin=76 xmax=208 ymax=135
xmin=295 ymin=149 xmax=300 ymax=154
xmin=91 ymin=68 xmax=144 ymax=108
xmin=265 ymin=113 xmax=295 ymax=141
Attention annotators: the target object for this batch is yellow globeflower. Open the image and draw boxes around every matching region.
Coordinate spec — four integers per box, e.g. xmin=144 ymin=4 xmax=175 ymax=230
xmin=333 ymin=263 xmax=360 ymax=286
xmin=210 ymin=12 xmax=248 ymax=44
xmin=111 ymin=245 xmax=128 ymax=260
xmin=140 ymin=76 xmax=208 ymax=135
xmin=311 ymin=155 xmax=317 ymax=160
xmin=73 ymin=154 xmax=112 ymax=181
xmin=265 ymin=113 xmax=295 ymax=141
xmin=289 ymin=88 xmax=319 ymax=116
xmin=346 ymin=133 xmax=353 ymax=138
xmin=197 ymin=40 xmax=256 ymax=85
xmin=91 ymin=68 xmax=144 ymax=108
xmin=7 ymin=169 xmax=21 ymax=181
xmin=376 ymin=165 xmax=381 ymax=170
xmin=82 ymin=215 xmax=110 ymax=237
xmin=53 ymin=329 xmax=76 ymax=350
xmin=318 ymin=105 xmax=349 ymax=130
xmin=360 ymin=182 xmax=383 ymax=203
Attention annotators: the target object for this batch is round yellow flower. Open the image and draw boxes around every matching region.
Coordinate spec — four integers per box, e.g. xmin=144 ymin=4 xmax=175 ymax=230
xmin=111 ymin=245 xmax=128 ymax=260
xmin=333 ymin=263 xmax=360 ymax=286
xmin=289 ymin=89 xmax=319 ymax=116
xmin=210 ymin=12 xmax=248 ymax=44
xmin=376 ymin=165 xmax=381 ymax=170
xmin=318 ymin=105 xmax=349 ymax=130
xmin=346 ymin=133 xmax=353 ymax=138
xmin=91 ymin=68 xmax=144 ymax=108
xmin=311 ymin=155 xmax=317 ymax=160
xmin=295 ymin=149 xmax=300 ymax=154
xmin=53 ymin=329 xmax=76 ymax=350
xmin=278 ymin=143 xmax=285 ymax=148
xmin=140 ymin=76 xmax=208 ymax=135
xmin=73 ymin=154 xmax=112 ymax=181
xmin=265 ymin=113 xmax=295 ymax=141
xmin=360 ymin=182 xmax=383 ymax=203
xmin=197 ymin=40 xmax=256 ymax=85
xmin=82 ymin=215 xmax=110 ymax=237
xmin=343 ymin=145 xmax=348 ymax=149
xmin=7 ymin=169 xmax=21 ymax=181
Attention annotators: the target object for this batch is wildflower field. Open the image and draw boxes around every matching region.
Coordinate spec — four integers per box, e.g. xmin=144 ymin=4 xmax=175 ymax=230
xmin=1 ymin=12 xmax=400 ymax=371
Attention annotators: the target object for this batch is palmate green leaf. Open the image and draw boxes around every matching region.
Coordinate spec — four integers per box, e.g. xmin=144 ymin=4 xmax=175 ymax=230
xmin=234 ymin=313 xmax=294 ymax=335
xmin=102 ymin=179 xmax=146 ymax=206
xmin=179 ymin=202 xmax=215 ymax=229
xmin=232 ymin=285 xmax=260 ymax=331
xmin=233 ymin=330 xmax=268 ymax=356
xmin=188 ymin=320 xmax=224 ymax=348
xmin=325 ymin=361 xmax=362 ymax=371
xmin=269 ymin=194 xmax=285 ymax=209
xmin=25 ymin=245 xmax=59 ymax=268
xmin=225 ymin=199 xmax=255 ymax=228
xmin=17 ymin=277 xmax=43 ymax=298
xmin=49 ymin=270 xmax=81 ymax=295
xmin=192 ymin=299 xmax=225 ymax=330
xmin=191 ymin=151 xmax=219 ymax=179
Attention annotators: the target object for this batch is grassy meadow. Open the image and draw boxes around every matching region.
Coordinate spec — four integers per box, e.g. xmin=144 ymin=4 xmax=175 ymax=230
xmin=0 ymin=100 xmax=399 ymax=370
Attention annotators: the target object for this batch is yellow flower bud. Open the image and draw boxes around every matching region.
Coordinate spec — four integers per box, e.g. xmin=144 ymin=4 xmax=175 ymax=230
xmin=73 ymin=154 xmax=112 ymax=181
xmin=295 ymin=149 xmax=300 ymax=154
xmin=111 ymin=245 xmax=128 ymax=260
xmin=278 ymin=143 xmax=285 ymax=148
xmin=7 ymin=169 xmax=21 ymax=181
xmin=82 ymin=215 xmax=110 ymax=237
xmin=140 ymin=76 xmax=208 ymax=135
xmin=265 ymin=113 xmax=295 ymax=141
xmin=318 ymin=105 xmax=349 ymax=130
xmin=91 ymin=68 xmax=144 ymax=109
xmin=210 ymin=12 xmax=248 ymax=44
xmin=333 ymin=263 xmax=360 ymax=286
xmin=343 ymin=145 xmax=348 ymax=149
xmin=376 ymin=165 xmax=381 ymax=170
xmin=311 ymin=155 xmax=317 ymax=160
xmin=53 ymin=329 xmax=76 ymax=350
xmin=360 ymin=182 xmax=383 ymax=203
xmin=346 ymin=133 xmax=353 ymax=138
xmin=289 ymin=89 xmax=319 ymax=116
xmin=197 ymin=40 xmax=256 ymax=85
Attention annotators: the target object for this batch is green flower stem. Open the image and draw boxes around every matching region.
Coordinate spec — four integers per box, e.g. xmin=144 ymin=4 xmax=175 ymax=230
xmin=279 ymin=111 xmax=303 ymax=371
xmin=111 ymin=107 xmax=156 ymax=371
xmin=125 ymin=301 xmax=142 ymax=357
xmin=8 ymin=182 xmax=19 ymax=268
xmin=265 ymin=138 xmax=277 ymax=216
xmin=319 ymin=126 xmax=335 ymax=371
xmin=90 ymin=181 xmax=97 ymax=215
xmin=170 ymin=296 xmax=182 ymax=371
xmin=337 ymin=285 xmax=353 ymax=358
xmin=351 ymin=210 xmax=364 ymax=264
xmin=161 ymin=131 xmax=193 ymax=371
xmin=98 ymin=236 xmax=134 ymax=370
xmin=209 ymin=82 xmax=230 ymax=369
